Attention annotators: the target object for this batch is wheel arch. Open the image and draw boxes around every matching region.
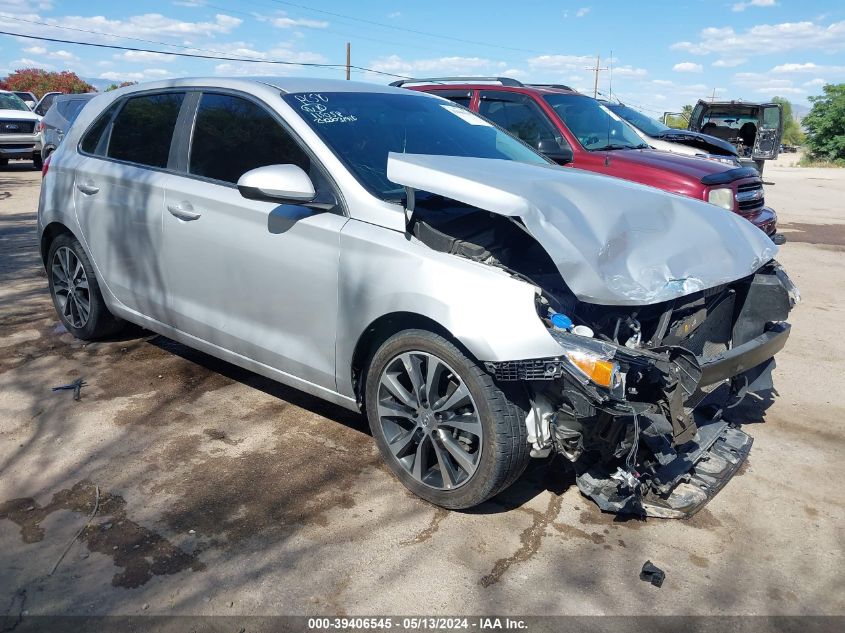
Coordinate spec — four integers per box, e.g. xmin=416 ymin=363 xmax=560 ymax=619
xmin=40 ymin=221 xmax=76 ymax=265
xmin=350 ymin=311 xmax=475 ymax=405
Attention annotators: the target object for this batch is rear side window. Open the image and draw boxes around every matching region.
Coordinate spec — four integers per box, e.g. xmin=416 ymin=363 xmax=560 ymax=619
xmin=80 ymin=101 xmax=121 ymax=155
xmin=58 ymin=99 xmax=87 ymax=122
xmin=107 ymin=93 xmax=185 ymax=168
xmin=189 ymin=93 xmax=309 ymax=184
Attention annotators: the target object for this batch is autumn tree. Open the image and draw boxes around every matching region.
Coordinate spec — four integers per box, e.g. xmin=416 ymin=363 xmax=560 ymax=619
xmin=0 ymin=68 xmax=95 ymax=98
xmin=105 ymin=81 xmax=138 ymax=91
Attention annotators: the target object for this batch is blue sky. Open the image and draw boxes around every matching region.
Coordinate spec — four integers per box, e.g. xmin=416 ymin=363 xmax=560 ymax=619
xmin=1 ymin=0 xmax=843 ymax=115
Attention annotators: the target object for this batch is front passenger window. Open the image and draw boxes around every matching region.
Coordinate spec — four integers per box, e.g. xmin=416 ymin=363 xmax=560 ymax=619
xmin=189 ymin=93 xmax=310 ymax=184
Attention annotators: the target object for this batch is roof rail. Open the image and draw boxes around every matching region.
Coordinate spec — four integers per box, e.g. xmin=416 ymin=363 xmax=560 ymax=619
xmin=529 ymin=83 xmax=574 ymax=91
xmin=390 ymin=77 xmax=524 ymax=88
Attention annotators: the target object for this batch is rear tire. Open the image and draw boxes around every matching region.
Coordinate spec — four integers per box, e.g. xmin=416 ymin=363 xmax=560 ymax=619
xmin=364 ymin=329 xmax=530 ymax=509
xmin=47 ymin=233 xmax=122 ymax=340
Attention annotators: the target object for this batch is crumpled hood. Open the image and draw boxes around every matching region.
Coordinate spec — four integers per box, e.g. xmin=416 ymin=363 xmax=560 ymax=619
xmin=387 ymin=153 xmax=777 ymax=306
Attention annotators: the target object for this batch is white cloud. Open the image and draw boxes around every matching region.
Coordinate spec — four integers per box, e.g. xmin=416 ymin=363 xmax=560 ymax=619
xmin=612 ymin=65 xmax=647 ymax=78
xmin=99 ymin=68 xmax=172 ymax=81
xmin=387 ymin=11 xmax=401 ymax=18
xmin=49 ymin=49 xmax=77 ymax=61
xmin=672 ymin=20 xmax=845 ymax=56
xmin=0 ymin=1 xmax=52 ymax=11
xmin=732 ymin=0 xmax=777 ymax=12
xmin=527 ymin=54 xmax=595 ymax=72
xmin=117 ymin=50 xmax=177 ymax=63
xmin=576 ymin=7 xmax=591 ymax=17
xmin=10 ymin=57 xmax=51 ymax=69
xmin=0 ymin=12 xmax=243 ymax=44
xmin=22 ymin=45 xmax=46 ymax=55
xmin=673 ymin=62 xmax=703 ymax=73
xmin=271 ymin=16 xmax=328 ymax=29
xmin=368 ymin=55 xmax=496 ymax=76
xmin=713 ymin=58 xmax=747 ymax=67
xmin=733 ymin=73 xmax=805 ymax=95
xmin=803 ymin=78 xmax=826 ymax=87
xmin=770 ymin=62 xmax=845 ymax=74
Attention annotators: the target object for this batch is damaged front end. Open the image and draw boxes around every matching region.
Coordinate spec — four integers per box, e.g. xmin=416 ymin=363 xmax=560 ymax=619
xmin=385 ymin=152 xmax=798 ymax=517
xmin=486 ymin=263 xmax=798 ymax=518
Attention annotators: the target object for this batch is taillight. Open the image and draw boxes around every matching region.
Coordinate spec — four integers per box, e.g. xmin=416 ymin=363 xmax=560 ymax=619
xmin=42 ymin=153 xmax=51 ymax=177
xmin=37 ymin=121 xmax=45 ymax=132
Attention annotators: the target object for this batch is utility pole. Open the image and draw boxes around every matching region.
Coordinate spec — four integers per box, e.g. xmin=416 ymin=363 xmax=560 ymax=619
xmin=345 ymin=42 xmax=351 ymax=80
xmin=586 ymin=53 xmax=608 ymax=99
xmin=710 ymin=87 xmax=716 ymax=102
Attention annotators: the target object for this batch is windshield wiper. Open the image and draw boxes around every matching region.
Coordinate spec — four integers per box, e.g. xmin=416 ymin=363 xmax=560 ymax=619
xmin=592 ymin=143 xmax=642 ymax=151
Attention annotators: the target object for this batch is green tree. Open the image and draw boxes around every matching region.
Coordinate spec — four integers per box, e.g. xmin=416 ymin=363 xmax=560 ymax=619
xmin=802 ymin=83 xmax=845 ymax=162
xmin=664 ymin=104 xmax=693 ymax=129
xmin=0 ymin=68 xmax=94 ymax=98
xmin=771 ymin=96 xmax=805 ymax=146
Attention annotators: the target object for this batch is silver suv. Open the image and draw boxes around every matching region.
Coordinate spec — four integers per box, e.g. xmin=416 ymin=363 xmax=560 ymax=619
xmin=38 ymin=78 xmax=796 ymax=516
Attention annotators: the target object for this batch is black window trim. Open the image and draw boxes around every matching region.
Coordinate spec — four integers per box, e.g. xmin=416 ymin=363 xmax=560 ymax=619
xmin=76 ymin=87 xmax=190 ymax=175
xmin=174 ymin=87 xmax=347 ymax=217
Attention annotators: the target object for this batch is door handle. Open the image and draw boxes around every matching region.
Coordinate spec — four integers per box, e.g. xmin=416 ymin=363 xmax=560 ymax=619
xmin=167 ymin=202 xmax=201 ymax=221
xmin=76 ymin=182 xmax=99 ymax=195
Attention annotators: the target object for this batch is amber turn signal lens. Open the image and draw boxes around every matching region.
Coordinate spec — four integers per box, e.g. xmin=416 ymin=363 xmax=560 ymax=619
xmin=566 ymin=351 xmax=617 ymax=388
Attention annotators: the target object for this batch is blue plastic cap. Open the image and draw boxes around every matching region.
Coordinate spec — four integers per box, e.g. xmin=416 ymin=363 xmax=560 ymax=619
xmin=550 ymin=312 xmax=573 ymax=331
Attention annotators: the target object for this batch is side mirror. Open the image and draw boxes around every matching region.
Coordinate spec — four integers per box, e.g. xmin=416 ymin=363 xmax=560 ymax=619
xmin=237 ymin=164 xmax=316 ymax=204
xmin=536 ymin=139 xmax=573 ymax=165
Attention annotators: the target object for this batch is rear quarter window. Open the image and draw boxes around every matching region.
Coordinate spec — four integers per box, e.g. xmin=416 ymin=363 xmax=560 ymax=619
xmin=79 ymin=101 xmax=121 ymax=156
xmin=107 ymin=92 xmax=185 ymax=168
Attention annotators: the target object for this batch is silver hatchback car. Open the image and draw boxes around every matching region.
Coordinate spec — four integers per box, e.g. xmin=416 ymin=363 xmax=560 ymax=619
xmin=39 ymin=78 xmax=796 ymax=515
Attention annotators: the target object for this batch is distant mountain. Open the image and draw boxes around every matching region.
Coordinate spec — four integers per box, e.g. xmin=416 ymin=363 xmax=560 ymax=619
xmin=81 ymin=77 xmax=115 ymax=92
xmin=791 ymin=102 xmax=810 ymax=123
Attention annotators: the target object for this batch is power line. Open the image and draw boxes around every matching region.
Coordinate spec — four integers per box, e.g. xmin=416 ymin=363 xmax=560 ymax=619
xmin=0 ymin=29 xmax=412 ymax=79
xmin=261 ymin=0 xmax=541 ymax=54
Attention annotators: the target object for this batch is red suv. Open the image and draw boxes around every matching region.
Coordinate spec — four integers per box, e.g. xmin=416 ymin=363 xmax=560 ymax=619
xmin=397 ymin=77 xmax=780 ymax=241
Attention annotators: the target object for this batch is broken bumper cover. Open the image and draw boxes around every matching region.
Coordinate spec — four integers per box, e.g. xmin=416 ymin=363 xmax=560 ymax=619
xmin=577 ymin=419 xmax=752 ymax=518
xmin=699 ymin=322 xmax=789 ymax=388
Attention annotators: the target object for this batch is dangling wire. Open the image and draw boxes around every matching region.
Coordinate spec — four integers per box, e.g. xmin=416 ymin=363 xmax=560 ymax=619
xmin=625 ymin=407 xmax=640 ymax=472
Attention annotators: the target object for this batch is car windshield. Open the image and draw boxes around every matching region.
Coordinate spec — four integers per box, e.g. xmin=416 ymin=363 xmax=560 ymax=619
xmin=284 ymin=91 xmax=549 ymax=200
xmin=605 ymin=103 xmax=670 ymax=137
xmin=543 ymin=94 xmax=649 ymax=151
xmin=0 ymin=93 xmax=31 ymax=112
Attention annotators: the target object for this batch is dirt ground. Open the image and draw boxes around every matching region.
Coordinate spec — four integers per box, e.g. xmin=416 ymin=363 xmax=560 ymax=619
xmin=0 ymin=158 xmax=843 ymax=618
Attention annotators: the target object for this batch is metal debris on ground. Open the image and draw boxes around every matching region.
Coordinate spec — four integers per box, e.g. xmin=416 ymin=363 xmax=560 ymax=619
xmin=51 ymin=378 xmax=85 ymax=401
xmin=639 ymin=560 xmax=665 ymax=588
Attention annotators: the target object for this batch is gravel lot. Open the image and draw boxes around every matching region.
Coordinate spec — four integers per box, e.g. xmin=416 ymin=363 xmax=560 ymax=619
xmin=0 ymin=158 xmax=843 ymax=617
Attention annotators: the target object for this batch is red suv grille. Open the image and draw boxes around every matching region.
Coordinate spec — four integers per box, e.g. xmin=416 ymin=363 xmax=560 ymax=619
xmin=736 ymin=182 xmax=765 ymax=215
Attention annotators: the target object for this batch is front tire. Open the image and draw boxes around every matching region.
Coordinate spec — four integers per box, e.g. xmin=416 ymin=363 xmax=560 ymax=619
xmin=47 ymin=233 xmax=122 ymax=340
xmin=364 ymin=329 xmax=529 ymax=509
xmin=32 ymin=154 xmax=43 ymax=171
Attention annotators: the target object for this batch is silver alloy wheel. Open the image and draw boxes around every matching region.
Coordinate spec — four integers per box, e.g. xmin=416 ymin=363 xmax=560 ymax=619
xmin=376 ymin=351 xmax=483 ymax=490
xmin=51 ymin=246 xmax=91 ymax=329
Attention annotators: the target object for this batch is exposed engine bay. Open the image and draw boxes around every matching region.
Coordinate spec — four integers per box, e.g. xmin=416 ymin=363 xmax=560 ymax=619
xmin=410 ymin=196 xmax=798 ymax=517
